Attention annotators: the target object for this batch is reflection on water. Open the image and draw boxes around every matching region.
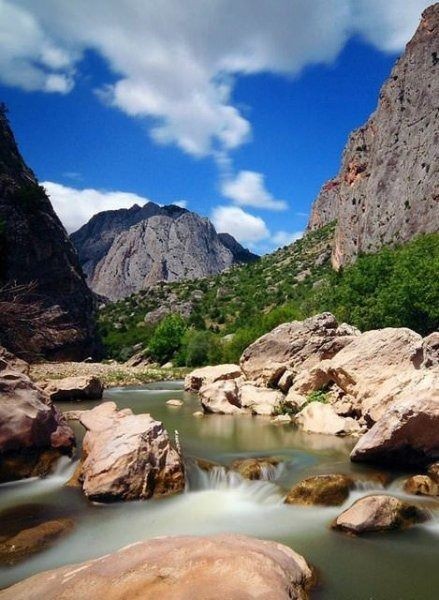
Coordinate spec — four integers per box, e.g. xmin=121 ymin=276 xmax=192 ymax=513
xmin=0 ymin=383 xmax=438 ymax=599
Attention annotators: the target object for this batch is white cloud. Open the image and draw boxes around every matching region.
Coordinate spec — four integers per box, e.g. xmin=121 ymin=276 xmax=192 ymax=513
xmin=174 ymin=200 xmax=188 ymax=209
xmin=272 ymin=230 xmax=304 ymax=247
xmin=1 ymin=0 xmax=431 ymax=156
xmin=221 ymin=170 xmax=288 ymax=211
xmin=43 ymin=181 xmax=151 ymax=233
xmin=211 ymin=205 xmax=270 ymax=245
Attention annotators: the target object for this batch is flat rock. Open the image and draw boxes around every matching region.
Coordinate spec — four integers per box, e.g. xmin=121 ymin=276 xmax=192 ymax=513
xmin=185 ymin=364 xmax=242 ymax=392
xmin=351 ymin=391 xmax=439 ymax=467
xmin=285 ymin=474 xmax=354 ymax=506
xmin=0 ymin=534 xmax=315 ymax=600
xmin=42 ymin=376 xmax=104 ymax=401
xmin=295 ymin=402 xmax=363 ymax=436
xmin=78 ymin=402 xmax=185 ymax=501
xmin=332 ymin=495 xmax=429 ymax=534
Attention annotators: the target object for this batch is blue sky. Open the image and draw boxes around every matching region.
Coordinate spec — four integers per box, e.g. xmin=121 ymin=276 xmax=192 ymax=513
xmin=0 ymin=1 xmax=430 ymax=253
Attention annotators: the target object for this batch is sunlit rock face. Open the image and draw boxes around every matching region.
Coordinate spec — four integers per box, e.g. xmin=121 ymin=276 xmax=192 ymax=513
xmin=308 ymin=4 xmax=439 ymax=268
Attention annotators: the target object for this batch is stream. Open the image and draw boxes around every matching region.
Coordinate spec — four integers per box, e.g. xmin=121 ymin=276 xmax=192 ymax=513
xmin=1 ymin=382 xmax=438 ymax=599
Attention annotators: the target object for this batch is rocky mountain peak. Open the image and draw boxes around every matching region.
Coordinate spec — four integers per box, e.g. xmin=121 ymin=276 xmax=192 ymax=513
xmin=307 ymin=3 xmax=439 ymax=268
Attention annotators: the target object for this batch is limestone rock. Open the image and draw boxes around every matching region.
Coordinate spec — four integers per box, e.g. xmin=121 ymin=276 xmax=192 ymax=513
xmin=166 ymin=399 xmax=183 ymax=407
xmin=351 ymin=391 xmax=439 ymax=467
xmin=72 ymin=204 xmax=258 ymax=301
xmin=42 ymin=376 xmax=104 ymax=401
xmin=230 ymin=457 xmax=281 ymax=480
xmin=295 ymin=402 xmax=363 ymax=436
xmin=185 ymin=364 xmax=242 ymax=392
xmin=199 ymin=379 xmax=245 ymax=415
xmin=0 ymin=534 xmax=315 ymax=600
xmin=285 ymin=474 xmax=354 ymax=506
xmin=240 ymin=383 xmax=284 ymax=416
xmin=332 ymin=495 xmax=429 ymax=534
xmin=240 ymin=313 xmax=358 ymax=386
xmin=0 ymin=108 xmax=99 ymax=360
xmin=403 ymin=475 xmax=438 ymax=497
xmin=78 ymin=402 xmax=185 ymax=501
xmin=307 ymin=4 xmax=439 ymax=268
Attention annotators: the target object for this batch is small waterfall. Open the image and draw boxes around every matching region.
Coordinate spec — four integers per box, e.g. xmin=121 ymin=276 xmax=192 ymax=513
xmin=353 ymin=479 xmax=385 ymax=492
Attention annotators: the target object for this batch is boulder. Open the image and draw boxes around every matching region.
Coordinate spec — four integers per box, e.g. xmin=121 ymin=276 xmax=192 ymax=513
xmin=295 ymin=402 xmax=363 ymax=436
xmin=230 ymin=457 xmax=281 ymax=480
xmin=239 ymin=313 xmax=359 ymax=386
xmin=427 ymin=462 xmax=439 ymax=483
xmin=199 ymin=380 xmax=246 ymax=415
xmin=240 ymin=383 xmax=284 ymax=416
xmin=403 ymin=475 xmax=438 ymax=497
xmin=0 ymin=361 xmax=75 ymax=483
xmin=0 ymin=347 xmax=29 ymax=374
xmin=285 ymin=474 xmax=354 ymax=506
xmin=0 ymin=519 xmax=74 ymax=566
xmin=185 ymin=364 xmax=242 ymax=392
xmin=351 ymin=391 xmax=439 ymax=467
xmin=332 ymin=495 xmax=428 ymax=534
xmin=42 ymin=376 xmax=104 ymax=401
xmin=78 ymin=402 xmax=185 ymax=501
xmin=272 ymin=414 xmax=292 ymax=424
xmin=0 ymin=534 xmax=315 ymax=600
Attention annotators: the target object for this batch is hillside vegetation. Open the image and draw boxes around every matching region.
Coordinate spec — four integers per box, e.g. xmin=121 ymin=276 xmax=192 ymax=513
xmin=98 ymin=227 xmax=438 ymax=367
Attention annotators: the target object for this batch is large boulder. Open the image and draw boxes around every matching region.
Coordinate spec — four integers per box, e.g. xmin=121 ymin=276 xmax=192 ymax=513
xmin=292 ymin=328 xmax=435 ymax=424
xmin=0 ymin=359 xmax=75 ymax=483
xmin=41 ymin=376 xmax=104 ymax=401
xmin=351 ymin=391 xmax=439 ymax=467
xmin=239 ymin=313 xmax=359 ymax=386
xmin=0 ymin=534 xmax=315 ymax=600
xmin=199 ymin=379 xmax=246 ymax=414
xmin=240 ymin=383 xmax=284 ymax=416
xmin=185 ymin=364 xmax=242 ymax=392
xmin=332 ymin=495 xmax=428 ymax=535
xmin=78 ymin=402 xmax=185 ymax=501
xmin=285 ymin=474 xmax=354 ymax=506
xmin=295 ymin=402 xmax=363 ymax=436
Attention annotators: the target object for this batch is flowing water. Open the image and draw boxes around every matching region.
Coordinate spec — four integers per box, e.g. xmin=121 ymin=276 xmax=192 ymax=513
xmin=1 ymin=383 xmax=438 ymax=598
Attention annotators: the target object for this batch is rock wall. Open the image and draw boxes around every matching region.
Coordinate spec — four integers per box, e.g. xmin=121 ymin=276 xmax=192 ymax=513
xmin=307 ymin=4 xmax=439 ymax=268
xmin=0 ymin=107 xmax=99 ymax=360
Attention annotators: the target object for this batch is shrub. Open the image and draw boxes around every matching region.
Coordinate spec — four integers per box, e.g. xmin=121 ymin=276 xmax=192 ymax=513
xmin=148 ymin=314 xmax=187 ymax=364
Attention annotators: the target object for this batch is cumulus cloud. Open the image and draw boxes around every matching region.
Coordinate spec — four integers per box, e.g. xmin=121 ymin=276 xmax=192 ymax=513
xmin=272 ymin=230 xmax=304 ymax=247
xmin=211 ymin=205 xmax=270 ymax=245
xmin=1 ymin=0 xmax=430 ymax=156
xmin=43 ymin=181 xmax=151 ymax=233
xmin=221 ymin=170 xmax=288 ymax=211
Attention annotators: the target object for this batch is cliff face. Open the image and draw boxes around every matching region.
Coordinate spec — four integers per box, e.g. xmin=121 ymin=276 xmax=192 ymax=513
xmin=308 ymin=3 xmax=439 ymax=268
xmin=0 ymin=107 xmax=99 ymax=360
xmin=72 ymin=204 xmax=258 ymax=301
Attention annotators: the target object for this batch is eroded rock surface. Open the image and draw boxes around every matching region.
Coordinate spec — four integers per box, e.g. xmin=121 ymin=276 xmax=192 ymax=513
xmin=0 ymin=534 xmax=314 ymax=600
xmin=185 ymin=364 xmax=242 ymax=392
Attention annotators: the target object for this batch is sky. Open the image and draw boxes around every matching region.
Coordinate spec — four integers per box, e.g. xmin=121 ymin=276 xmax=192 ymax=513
xmin=0 ymin=0 xmax=432 ymax=253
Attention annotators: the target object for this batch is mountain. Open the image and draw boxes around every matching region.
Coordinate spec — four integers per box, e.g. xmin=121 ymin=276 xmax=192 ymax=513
xmin=308 ymin=3 xmax=439 ymax=268
xmin=71 ymin=204 xmax=258 ymax=300
xmin=0 ymin=105 xmax=99 ymax=360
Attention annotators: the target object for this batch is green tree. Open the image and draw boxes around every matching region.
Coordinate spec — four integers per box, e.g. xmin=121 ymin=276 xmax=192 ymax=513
xmin=148 ymin=314 xmax=187 ymax=363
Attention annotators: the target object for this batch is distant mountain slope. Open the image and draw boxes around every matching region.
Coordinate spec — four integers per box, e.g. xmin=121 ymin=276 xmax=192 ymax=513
xmin=308 ymin=3 xmax=439 ymax=268
xmin=71 ymin=204 xmax=258 ymax=300
xmin=0 ymin=106 xmax=99 ymax=359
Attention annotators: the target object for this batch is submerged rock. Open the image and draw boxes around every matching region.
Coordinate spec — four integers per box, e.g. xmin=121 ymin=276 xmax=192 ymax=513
xmin=42 ymin=376 xmax=104 ymax=401
xmin=79 ymin=402 xmax=185 ymax=502
xmin=166 ymin=398 xmax=183 ymax=406
xmin=285 ymin=474 xmax=354 ymax=506
xmin=230 ymin=457 xmax=281 ymax=480
xmin=351 ymin=391 xmax=439 ymax=467
xmin=332 ymin=495 xmax=429 ymax=535
xmin=0 ymin=534 xmax=315 ymax=600
xmin=185 ymin=364 xmax=242 ymax=392
xmin=403 ymin=475 xmax=438 ymax=497
xmin=0 ymin=518 xmax=74 ymax=566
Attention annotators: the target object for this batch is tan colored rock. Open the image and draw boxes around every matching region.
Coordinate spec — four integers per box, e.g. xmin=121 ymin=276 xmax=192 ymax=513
xmin=295 ymin=402 xmax=363 ymax=436
xmin=185 ymin=364 xmax=242 ymax=392
xmin=272 ymin=414 xmax=292 ymax=424
xmin=0 ymin=534 xmax=315 ymax=600
xmin=403 ymin=475 xmax=438 ymax=497
xmin=199 ymin=379 xmax=246 ymax=415
xmin=351 ymin=391 xmax=439 ymax=467
xmin=284 ymin=389 xmax=309 ymax=412
xmin=0 ymin=347 xmax=29 ymax=374
xmin=285 ymin=474 xmax=354 ymax=506
xmin=230 ymin=457 xmax=281 ymax=480
xmin=278 ymin=369 xmax=295 ymax=392
xmin=427 ymin=462 xmax=439 ymax=483
xmin=0 ymin=519 xmax=74 ymax=566
xmin=192 ymin=410 xmax=204 ymax=418
xmin=166 ymin=399 xmax=183 ymax=406
xmin=240 ymin=313 xmax=358 ymax=386
xmin=240 ymin=383 xmax=284 ymax=416
xmin=78 ymin=402 xmax=185 ymax=501
xmin=42 ymin=376 xmax=104 ymax=401
xmin=332 ymin=495 xmax=428 ymax=535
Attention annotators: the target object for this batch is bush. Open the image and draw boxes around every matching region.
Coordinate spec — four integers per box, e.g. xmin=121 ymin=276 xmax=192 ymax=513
xmin=148 ymin=314 xmax=187 ymax=364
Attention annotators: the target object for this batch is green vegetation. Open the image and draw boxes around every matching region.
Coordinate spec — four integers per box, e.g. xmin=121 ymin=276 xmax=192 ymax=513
xmin=98 ymin=229 xmax=439 ymax=366
xmin=306 ymin=389 xmax=330 ymax=404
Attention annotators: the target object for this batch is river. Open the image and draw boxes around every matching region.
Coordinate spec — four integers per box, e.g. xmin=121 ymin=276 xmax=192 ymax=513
xmin=1 ymin=382 xmax=438 ymax=598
